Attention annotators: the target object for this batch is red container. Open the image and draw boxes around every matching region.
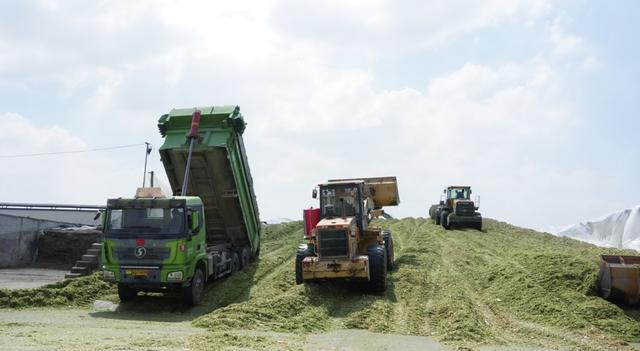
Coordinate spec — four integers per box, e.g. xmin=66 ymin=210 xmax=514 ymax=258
xmin=303 ymin=208 xmax=321 ymax=237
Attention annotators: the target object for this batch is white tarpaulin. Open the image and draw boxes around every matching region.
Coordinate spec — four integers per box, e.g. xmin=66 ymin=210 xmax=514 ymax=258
xmin=552 ymin=205 xmax=640 ymax=251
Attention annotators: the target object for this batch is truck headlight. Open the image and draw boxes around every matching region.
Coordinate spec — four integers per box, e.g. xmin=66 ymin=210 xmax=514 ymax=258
xmin=167 ymin=271 xmax=183 ymax=282
xmin=103 ymin=270 xmax=115 ymax=281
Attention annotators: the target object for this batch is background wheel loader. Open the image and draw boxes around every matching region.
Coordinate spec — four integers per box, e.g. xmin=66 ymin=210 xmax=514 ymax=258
xmin=430 ymin=186 xmax=482 ymax=230
xmin=296 ymin=177 xmax=399 ymax=293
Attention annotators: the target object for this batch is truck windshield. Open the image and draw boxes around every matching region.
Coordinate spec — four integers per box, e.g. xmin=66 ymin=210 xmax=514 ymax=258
xmin=106 ymin=207 xmax=185 ymax=237
xmin=320 ymin=186 xmax=358 ymax=218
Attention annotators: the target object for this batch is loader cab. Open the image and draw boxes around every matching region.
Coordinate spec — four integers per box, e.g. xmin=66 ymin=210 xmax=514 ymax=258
xmin=446 ymin=186 xmax=471 ymax=201
xmin=317 ymin=180 xmax=366 ymax=232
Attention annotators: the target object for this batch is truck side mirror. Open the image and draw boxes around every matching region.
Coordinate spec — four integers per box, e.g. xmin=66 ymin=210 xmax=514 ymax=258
xmin=443 ymin=189 xmax=446 ymax=194
xmin=312 ymin=188 xmax=318 ymax=199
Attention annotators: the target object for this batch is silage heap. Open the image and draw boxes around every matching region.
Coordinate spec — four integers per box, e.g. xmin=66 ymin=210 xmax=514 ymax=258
xmin=194 ymin=219 xmax=640 ymax=350
xmin=0 ymin=273 xmax=115 ymax=308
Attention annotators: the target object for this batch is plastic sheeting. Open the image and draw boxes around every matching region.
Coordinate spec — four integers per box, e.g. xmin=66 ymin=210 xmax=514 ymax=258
xmin=552 ymin=205 xmax=640 ymax=251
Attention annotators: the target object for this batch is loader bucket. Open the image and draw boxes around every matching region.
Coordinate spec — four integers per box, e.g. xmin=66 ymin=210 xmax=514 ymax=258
xmin=597 ymin=255 xmax=640 ymax=305
xmin=329 ymin=176 xmax=400 ymax=207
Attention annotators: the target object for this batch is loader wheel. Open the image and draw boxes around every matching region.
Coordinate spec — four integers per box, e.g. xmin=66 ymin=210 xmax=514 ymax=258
xmin=440 ymin=212 xmax=451 ymax=230
xmin=295 ymin=244 xmax=314 ymax=285
xmin=239 ymin=246 xmax=250 ymax=269
xmin=476 ymin=220 xmax=483 ymax=231
xmin=367 ymin=245 xmax=387 ymax=293
xmin=382 ymin=231 xmax=395 ymax=271
xmin=435 ymin=209 xmax=441 ymax=225
xmin=182 ymin=267 xmax=205 ymax=306
xmin=117 ymin=284 xmax=137 ymax=302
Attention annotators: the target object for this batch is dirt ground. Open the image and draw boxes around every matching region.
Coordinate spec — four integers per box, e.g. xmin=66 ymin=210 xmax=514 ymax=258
xmin=0 ymin=307 xmax=458 ymax=351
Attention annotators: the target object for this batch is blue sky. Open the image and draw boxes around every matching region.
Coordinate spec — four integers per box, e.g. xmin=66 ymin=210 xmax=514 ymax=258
xmin=0 ymin=0 xmax=638 ymax=231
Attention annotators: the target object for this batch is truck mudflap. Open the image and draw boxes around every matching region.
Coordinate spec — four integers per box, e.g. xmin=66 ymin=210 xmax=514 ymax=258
xmin=301 ymin=256 xmax=369 ymax=281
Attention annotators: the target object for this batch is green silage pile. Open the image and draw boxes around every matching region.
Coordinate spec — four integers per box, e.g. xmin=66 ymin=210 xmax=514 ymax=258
xmin=0 ymin=273 xmax=115 ymax=308
xmin=194 ymin=218 xmax=640 ymax=350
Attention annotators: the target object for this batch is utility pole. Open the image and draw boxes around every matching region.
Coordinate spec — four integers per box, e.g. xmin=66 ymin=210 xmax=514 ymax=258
xmin=148 ymin=171 xmax=155 ymax=187
xmin=142 ymin=142 xmax=152 ymax=187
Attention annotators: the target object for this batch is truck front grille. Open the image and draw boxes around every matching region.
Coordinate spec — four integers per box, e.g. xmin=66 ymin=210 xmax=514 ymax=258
xmin=113 ymin=247 xmax=170 ymax=265
xmin=318 ymin=230 xmax=348 ymax=257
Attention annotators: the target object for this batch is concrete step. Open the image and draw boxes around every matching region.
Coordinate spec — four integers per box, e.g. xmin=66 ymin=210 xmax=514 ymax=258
xmin=81 ymin=254 xmax=99 ymax=262
xmin=86 ymin=248 xmax=101 ymax=255
xmin=65 ymin=272 xmax=83 ymax=279
xmin=71 ymin=266 xmax=90 ymax=274
xmin=91 ymin=242 xmax=103 ymax=249
xmin=75 ymin=260 xmax=98 ymax=268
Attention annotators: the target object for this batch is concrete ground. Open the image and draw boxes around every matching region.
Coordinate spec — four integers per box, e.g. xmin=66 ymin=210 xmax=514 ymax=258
xmin=0 ymin=268 xmax=67 ymax=289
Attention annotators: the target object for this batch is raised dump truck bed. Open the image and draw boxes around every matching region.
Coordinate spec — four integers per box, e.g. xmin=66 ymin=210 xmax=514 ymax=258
xmin=158 ymin=106 xmax=260 ymax=254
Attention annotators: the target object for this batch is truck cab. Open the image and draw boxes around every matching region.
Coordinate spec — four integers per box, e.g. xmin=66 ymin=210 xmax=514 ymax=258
xmin=102 ymin=188 xmax=230 ymax=304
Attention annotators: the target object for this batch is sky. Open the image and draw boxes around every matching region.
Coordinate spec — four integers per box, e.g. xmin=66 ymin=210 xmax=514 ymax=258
xmin=0 ymin=0 xmax=638 ymax=231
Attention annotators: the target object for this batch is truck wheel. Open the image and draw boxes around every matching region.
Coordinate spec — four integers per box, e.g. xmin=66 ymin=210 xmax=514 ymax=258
xmin=117 ymin=283 xmax=137 ymax=302
xmin=440 ymin=212 xmax=450 ymax=230
xmin=230 ymin=252 xmax=240 ymax=275
xmin=367 ymin=245 xmax=387 ymax=293
xmin=382 ymin=231 xmax=394 ymax=271
xmin=239 ymin=246 xmax=250 ymax=269
xmin=182 ymin=268 xmax=205 ymax=306
xmin=295 ymin=244 xmax=313 ymax=285
xmin=251 ymin=239 xmax=261 ymax=261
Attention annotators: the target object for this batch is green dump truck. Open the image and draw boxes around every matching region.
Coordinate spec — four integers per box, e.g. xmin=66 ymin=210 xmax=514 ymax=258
xmin=101 ymin=106 xmax=261 ymax=305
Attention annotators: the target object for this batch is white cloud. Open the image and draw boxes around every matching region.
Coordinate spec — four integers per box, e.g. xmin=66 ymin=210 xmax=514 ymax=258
xmin=0 ymin=113 xmax=148 ymax=205
xmin=0 ymin=1 xmax=617 ymax=230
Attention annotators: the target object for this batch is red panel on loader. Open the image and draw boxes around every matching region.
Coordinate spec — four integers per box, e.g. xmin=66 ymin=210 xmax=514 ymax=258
xmin=303 ymin=208 xmax=321 ymax=238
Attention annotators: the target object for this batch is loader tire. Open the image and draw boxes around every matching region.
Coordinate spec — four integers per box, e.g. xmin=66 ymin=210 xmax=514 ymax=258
xmin=117 ymin=284 xmax=137 ymax=302
xmin=476 ymin=219 xmax=483 ymax=231
xmin=367 ymin=245 xmax=387 ymax=293
xmin=441 ymin=212 xmax=451 ymax=230
xmin=382 ymin=231 xmax=395 ymax=271
xmin=295 ymin=244 xmax=314 ymax=285
xmin=182 ymin=267 xmax=205 ymax=306
xmin=435 ymin=209 xmax=441 ymax=225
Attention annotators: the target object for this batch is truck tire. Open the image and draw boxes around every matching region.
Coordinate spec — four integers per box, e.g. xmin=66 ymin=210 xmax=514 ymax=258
xmin=440 ymin=212 xmax=450 ymax=230
xmin=435 ymin=209 xmax=441 ymax=225
xmin=382 ymin=231 xmax=394 ymax=271
xmin=117 ymin=283 xmax=137 ymax=302
xmin=295 ymin=244 xmax=313 ymax=285
xmin=476 ymin=219 xmax=483 ymax=231
xmin=367 ymin=245 xmax=387 ymax=293
xmin=230 ymin=252 xmax=240 ymax=275
xmin=182 ymin=267 xmax=205 ymax=306
xmin=252 ymin=239 xmax=261 ymax=261
xmin=239 ymin=246 xmax=250 ymax=269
